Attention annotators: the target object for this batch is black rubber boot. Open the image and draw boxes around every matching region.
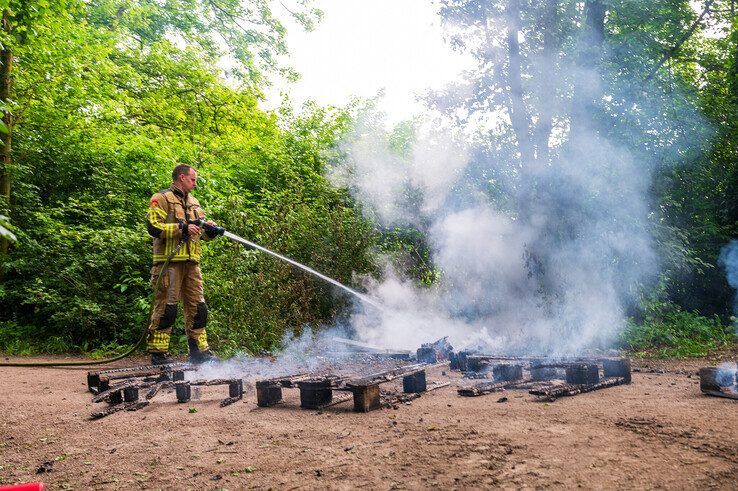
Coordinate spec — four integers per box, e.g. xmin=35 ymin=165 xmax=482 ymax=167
xmin=187 ymin=338 xmax=219 ymax=365
xmin=150 ymin=352 xmax=174 ymax=366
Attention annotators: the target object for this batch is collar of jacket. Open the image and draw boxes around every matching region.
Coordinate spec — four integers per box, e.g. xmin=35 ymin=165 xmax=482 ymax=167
xmin=169 ymin=184 xmax=188 ymax=201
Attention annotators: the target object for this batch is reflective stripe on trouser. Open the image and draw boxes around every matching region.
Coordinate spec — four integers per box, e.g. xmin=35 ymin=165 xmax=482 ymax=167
xmin=147 ymin=261 xmax=209 ymax=352
xmin=195 ymin=331 xmax=208 ymax=351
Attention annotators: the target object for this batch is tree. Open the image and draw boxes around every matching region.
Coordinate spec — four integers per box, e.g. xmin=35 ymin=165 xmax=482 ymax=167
xmin=422 ymin=0 xmax=729 ymax=339
xmin=0 ymin=0 xmax=380 ymax=354
xmin=0 ymin=0 xmax=83 ymax=255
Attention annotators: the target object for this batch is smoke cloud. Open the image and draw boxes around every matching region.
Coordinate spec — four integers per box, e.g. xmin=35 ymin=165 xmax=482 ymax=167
xmin=719 ymin=240 xmax=738 ymax=332
xmin=335 ymin=116 xmax=655 ymax=355
xmin=324 ymin=5 xmax=706 ymax=355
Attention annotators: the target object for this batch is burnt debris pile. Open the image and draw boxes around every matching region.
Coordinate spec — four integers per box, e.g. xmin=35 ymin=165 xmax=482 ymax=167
xmin=87 ymin=363 xmax=244 ymax=419
xmin=254 ymin=362 xmax=449 ymax=413
xmin=453 ymin=353 xmax=632 ymax=402
xmin=85 ymin=338 xmax=639 ymax=420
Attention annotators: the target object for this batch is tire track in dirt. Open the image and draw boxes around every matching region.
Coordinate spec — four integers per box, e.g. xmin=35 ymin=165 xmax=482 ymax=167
xmin=615 ymin=417 xmax=738 ymax=464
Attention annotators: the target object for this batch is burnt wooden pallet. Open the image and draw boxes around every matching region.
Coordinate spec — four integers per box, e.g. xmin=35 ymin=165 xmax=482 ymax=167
xmin=255 ymin=364 xmax=439 ymax=413
xmin=87 ymin=363 xmax=193 ymax=394
xmin=255 ymin=374 xmax=345 ymax=407
xmin=457 ymin=357 xmax=632 ymax=392
xmin=345 ymin=364 xmax=431 ymax=412
xmin=91 ymin=400 xmax=150 ymax=419
xmin=90 ymin=377 xmax=244 ymax=419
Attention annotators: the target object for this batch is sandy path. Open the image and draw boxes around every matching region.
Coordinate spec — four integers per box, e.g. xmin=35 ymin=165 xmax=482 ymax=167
xmin=0 ymin=356 xmax=736 ymax=490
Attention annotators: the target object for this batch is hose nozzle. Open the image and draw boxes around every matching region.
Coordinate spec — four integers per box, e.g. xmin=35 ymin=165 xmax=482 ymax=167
xmin=188 ymin=217 xmax=225 ymax=236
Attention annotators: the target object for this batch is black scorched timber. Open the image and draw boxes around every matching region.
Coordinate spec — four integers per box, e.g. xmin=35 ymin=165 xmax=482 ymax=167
xmin=87 ymin=363 xmax=192 ymax=393
xmin=254 ymin=363 xmax=441 ymax=413
xmin=457 ymin=381 xmax=506 ymax=397
xmin=457 ymin=379 xmax=534 ymax=397
xmin=90 ymin=400 xmax=150 ymax=420
xmin=529 ymin=377 xmax=628 ymax=401
xmin=90 ymin=377 xmax=243 ymax=418
xmin=699 ymin=367 xmax=738 ymax=400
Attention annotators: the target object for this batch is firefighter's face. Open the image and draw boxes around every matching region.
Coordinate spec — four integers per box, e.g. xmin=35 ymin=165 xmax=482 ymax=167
xmin=179 ymin=169 xmax=198 ymax=192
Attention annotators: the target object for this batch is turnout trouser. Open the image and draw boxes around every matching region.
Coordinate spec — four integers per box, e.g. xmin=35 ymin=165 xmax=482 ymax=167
xmin=147 ymin=261 xmax=209 ymax=353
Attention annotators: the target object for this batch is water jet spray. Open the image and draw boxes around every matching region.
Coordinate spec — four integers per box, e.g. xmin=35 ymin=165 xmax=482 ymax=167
xmin=196 ymin=220 xmax=382 ymax=310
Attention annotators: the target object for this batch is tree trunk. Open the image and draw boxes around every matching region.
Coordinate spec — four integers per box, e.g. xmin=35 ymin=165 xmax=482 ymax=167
xmin=569 ymin=0 xmax=606 ymax=141
xmin=532 ymin=0 xmax=559 ymax=164
xmin=0 ymin=9 xmax=12 ymax=256
xmin=506 ymin=0 xmax=535 ymax=164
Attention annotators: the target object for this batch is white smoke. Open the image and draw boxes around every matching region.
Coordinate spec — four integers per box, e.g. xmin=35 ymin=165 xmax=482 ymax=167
xmin=716 ymin=361 xmax=738 ymax=388
xmin=718 ymin=240 xmax=738 ymax=333
xmin=191 ymin=325 xmax=369 ymax=381
xmin=327 ymin=54 xmax=664 ymax=355
xmin=328 ymin=118 xmax=470 ymax=225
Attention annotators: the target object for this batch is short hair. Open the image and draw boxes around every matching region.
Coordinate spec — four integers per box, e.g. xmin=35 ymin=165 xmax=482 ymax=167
xmin=172 ymin=164 xmax=195 ymax=182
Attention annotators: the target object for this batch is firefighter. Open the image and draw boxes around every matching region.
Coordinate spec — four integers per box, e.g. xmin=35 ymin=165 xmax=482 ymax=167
xmin=146 ymin=164 xmax=221 ymax=365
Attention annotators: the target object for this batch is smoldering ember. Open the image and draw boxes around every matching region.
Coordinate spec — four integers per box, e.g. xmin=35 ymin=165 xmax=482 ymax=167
xmin=1 ymin=1 xmax=738 ymax=490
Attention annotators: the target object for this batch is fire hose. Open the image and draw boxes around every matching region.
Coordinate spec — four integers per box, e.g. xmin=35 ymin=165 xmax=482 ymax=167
xmin=0 ymin=217 xmax=379 ymax=367
xmin=0 ymin=219 xmax=224 ymax=367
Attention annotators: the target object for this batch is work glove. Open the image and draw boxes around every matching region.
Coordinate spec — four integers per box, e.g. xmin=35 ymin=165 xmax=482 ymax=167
xmin=179 ymin=219 xmax=189 ymax=240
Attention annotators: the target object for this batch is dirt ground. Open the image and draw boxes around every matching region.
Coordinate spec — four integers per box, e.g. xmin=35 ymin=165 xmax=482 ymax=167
xmin=1 ymin=354 xmax=737 ymax=490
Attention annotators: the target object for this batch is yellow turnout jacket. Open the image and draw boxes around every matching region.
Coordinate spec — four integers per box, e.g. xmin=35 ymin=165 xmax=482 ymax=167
xmin=146 ymin=186 xmax=214 ymax=263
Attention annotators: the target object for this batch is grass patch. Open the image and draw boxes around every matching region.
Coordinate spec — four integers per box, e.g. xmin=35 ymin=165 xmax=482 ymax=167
xmin=620 ymin=309 xmax=736 ymax=358
xmin=0 ymin=321 xmax=139 ymax=358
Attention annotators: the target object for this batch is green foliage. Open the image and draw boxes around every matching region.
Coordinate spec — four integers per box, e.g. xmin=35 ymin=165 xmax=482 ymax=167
xmin=0 ymin=0 xmax=375 ymax=355
xmin=621 ymin=307 xmax=735 ymax=358
xmin=1 ymin=0 xmax=737 ymax=359
xmin=0 ymin=214 xmax=15 ymax=241
xmin=622 ymin=275 xmax=736 ymax=357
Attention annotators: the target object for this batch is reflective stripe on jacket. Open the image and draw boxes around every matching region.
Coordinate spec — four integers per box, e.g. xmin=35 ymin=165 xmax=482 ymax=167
xmin=146 ymin=186 xmax=213 ymax=263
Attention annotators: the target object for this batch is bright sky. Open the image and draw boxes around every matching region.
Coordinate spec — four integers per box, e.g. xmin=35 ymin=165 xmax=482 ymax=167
xmin=266 ymin=0 xmax=473 ymax=124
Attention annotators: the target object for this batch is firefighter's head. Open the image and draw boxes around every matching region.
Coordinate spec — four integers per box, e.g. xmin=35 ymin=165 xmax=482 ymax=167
xmin=172 ymin=164 xmax=197 ymax=193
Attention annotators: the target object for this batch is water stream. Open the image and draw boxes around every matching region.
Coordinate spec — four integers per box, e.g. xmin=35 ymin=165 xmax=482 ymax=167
xmin=223 ymin=231 xmax=383 ymax=310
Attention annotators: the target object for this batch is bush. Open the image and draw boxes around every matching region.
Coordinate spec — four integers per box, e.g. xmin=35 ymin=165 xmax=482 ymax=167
xmin=620 ymin=305 xmax=736 ymax=358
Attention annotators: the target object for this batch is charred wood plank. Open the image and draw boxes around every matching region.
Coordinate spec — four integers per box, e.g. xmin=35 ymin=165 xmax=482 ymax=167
xmin=219 ymin=396 xmax=242 ymax=407
xmin=188 ymin=378 xmax=243 ymax=386
xmin=529 ymin=377 xmax=627 ymax=401
xmin=458 ymin=381 xmax=507 ymax=397
xmin=331 ymin=337 xmax=412 ymax=356
xmin=145 ymin=381 xmax=170 ymax=400
xmin=458 ymin=378 xmax=534 ymax=397
xmin=348 ymin=363 xmax=429 ymax=388
xmin=260 ymin=373 xmax=310 ymax=387
xmin=90 ymin=400 xmax=149 ymax=420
